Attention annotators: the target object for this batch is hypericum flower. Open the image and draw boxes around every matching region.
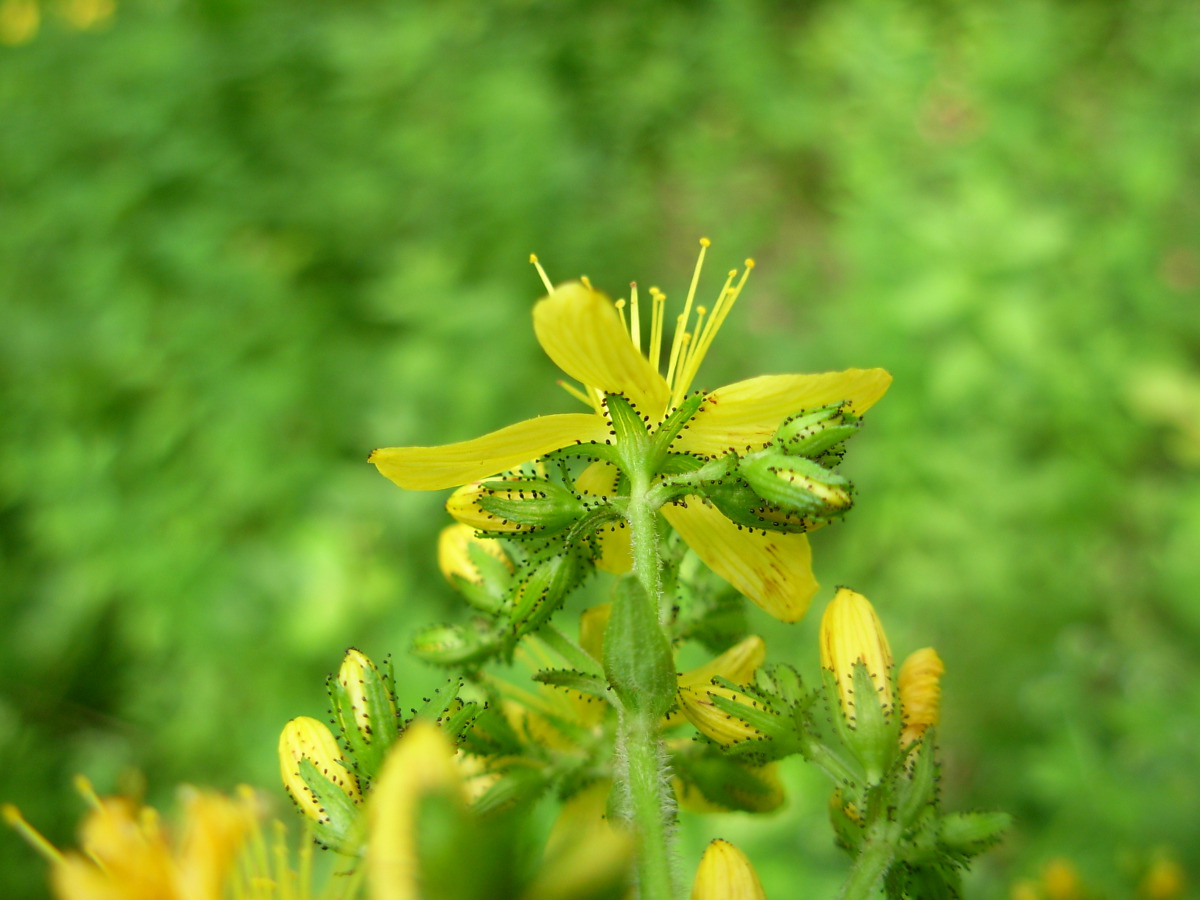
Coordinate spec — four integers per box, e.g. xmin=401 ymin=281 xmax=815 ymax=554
xmin=369 ymin=241 xmax=890 ymax=621
xmin=690 ymin=839 xmax=768 ymax=900
xmin=5 ymin=777 xmax=261 ymax=900
xmin=819 ymin=587 xmax=894 ymax=720
xmin=898 ymin=647 xmax=944 ymax=747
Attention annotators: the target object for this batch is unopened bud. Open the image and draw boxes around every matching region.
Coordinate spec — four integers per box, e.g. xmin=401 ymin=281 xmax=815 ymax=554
xmin=898 ymin=648 xmax=944 ymax=747
xmin=741 ymin=452 xmax=853 ymax=519
xmin=412 ymin=623 xmax=502 ymax=667
xmin=278 ymin=717 xmax=362 ymax=847
xmin=332 ymin=649 xmax=400 ymax=780
xmin=819 ymin=588 xmax=898 ymax=780
xmin=437 ymin=523 xmax=513 ymax=585
xmin=774 ymin=402 xmax=860 ymax=458
xmin=509 ymin=551 xmax=579 ymax=640
xmin=446 ymin=478 xmax=583 ymax=535
xmin=690 ymin=839 xmax=767 ymax=900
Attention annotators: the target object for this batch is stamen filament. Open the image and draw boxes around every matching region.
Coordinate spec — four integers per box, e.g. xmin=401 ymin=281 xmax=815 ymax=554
xmin=629 ymin=282 xmax=641 ymax=352
xmin=666 ymin=238 xmax=710 ymax=391
xmin=615 ymin=298 xmax=628 ymax=334
xmin=2 ymin=804 xmax=64 ymax=863
xmin=664 ymin=314 xmax=687 ymax=390
xmin=529 ymin=254 xmax=554 ymax=294
xmin=648 ymin=287 xmax=666 ymax=371
xmin=675 ymin=259 xmax=754 ymax=399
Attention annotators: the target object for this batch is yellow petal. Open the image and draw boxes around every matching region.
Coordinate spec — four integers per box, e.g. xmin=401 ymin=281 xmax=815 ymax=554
xmin=679 ymin=635 xmax=766 ymax=689
xmin=576 ymin=460 xmax=633 ymax=574
xmin=369 ymin=413 xmax=606 ymax=491
xmin=534 ymin=282 xmax=671 ymax=419
xmin=368 ymin=721 xmax=465 ymax=900
xmin=691 ymin=839 xmax=768 ymax=900
xmin=678 ymin=369 xmax=892 ymax=457
xmin=662 ymin=501 xmax=817 ymax=622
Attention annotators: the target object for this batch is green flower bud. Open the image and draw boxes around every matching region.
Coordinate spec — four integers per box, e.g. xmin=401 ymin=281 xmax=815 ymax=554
xmin=603 ymin=577 xmax=675 ymax=720
xmin=741 ymin=452 xmax=853 ymax=519
xmin=412 ymin=623 xmax=502 ymax=667
xmin=938 ymin=811 xmax=1012 ymax=857
xmin=774 ymin=402 xmax=860 ymax=458
xmin=508 ymin=551 xmax=580 ymax=640
xmin=446 ymin=478 xmax=585 ymax=535
xmin=329 ymin=649 xmax=400 ymax=781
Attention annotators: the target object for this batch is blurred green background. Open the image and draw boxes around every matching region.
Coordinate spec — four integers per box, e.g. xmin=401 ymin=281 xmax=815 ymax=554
xmin=2 ymin=0 xmax=1198 ymax=897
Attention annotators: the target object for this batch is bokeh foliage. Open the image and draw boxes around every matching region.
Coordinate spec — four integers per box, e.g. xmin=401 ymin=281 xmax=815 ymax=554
xmin=2 ymin=0 xmax=1198 ymax=897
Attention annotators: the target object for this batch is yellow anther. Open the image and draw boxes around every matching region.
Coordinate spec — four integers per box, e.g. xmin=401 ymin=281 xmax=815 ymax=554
xmin=580 ymin=275 xmax=593 ymax=289
xmin=700 ymin=236 xmax=712 ymax=247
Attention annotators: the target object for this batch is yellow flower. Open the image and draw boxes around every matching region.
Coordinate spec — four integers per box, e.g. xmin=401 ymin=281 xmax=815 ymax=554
xmin=690 ymin=839 xmax=768 ymax=900
xmin=819 ymin=587 xmax=894 ymax=719
xmin=898 ymin=647 xmax=944 ymax=746
xmin=5 ymin=778 xmax=260 ymax=900
xmin=370 ymin=241 xmax=890 ymax=621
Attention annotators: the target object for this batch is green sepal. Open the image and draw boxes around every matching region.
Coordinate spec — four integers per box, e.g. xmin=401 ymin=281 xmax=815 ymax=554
xmin=469 ymin=765 xmax=549 ymax=818
xmin=437 ymin=695 xmax=485 ymax=744
xmin=461 ymin=702 xmax=526 ymax=757
xmin=828 ymin=789 xmax=866 ymax=851
xmin=412 ymin=622 xmax=504 ymax=668
xmin=847 ymin=662 xmax=900 ymax=783
xmin=885 ymin=864 xmax=964 ymax=900
xmin=449 ymin=541 xmax=514 ymax=615
xmin=938 ymin=810 xmax=1012 ymax=858
xmin=508 ymin=549 xmax=582 ymax=641
xmin=895 ymin=730 xmax=939 ymax=828
xmin=476 ymin=479 xmax=585 ymax=536
xmin=702 ymin=475 xmax=822 ymax=534
xmin=603 ymin=576 xmax=675 ymax=720
xmin=602 ymin=393 xmax=650 ymax=454
xmin=297 ymin=757 xmax=361 ymax=852
xmin=327 ymin=650 xmax=400 ymax=781
xmin=646 ymin=392 xmax=706 ymax=468
xmin=773 ymin=402 xmax=860 ymax=458
xmin=673 ymin=752 xmax=784 ymax=813
xmin=533 ymin=668 xmax=610 ymax=700
xmin=740 ymin=451 xmax=853 ymax=518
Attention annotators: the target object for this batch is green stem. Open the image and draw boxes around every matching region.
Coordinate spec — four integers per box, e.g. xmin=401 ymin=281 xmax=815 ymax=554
xmin=836 ymin=835 xmax=897 ymax=900
xmin=618 ymin=474 xmax=678 ymax=899
xmin=619 ymin=711 xmax=677 ymax=900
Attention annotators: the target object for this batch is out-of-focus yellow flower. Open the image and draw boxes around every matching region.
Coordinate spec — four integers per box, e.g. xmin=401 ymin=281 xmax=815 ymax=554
xmin=1139 ymin=852 xmax=1186 ymax=900
xmin=279 ymin=716 xmax=362 ymax=823
xmin=819 ymin=587 xmax=894 ymax=719
xmin=58 ymin=0 xmax=113 ymax=29
xmin=898 ymin=647 xmax=944 ymax=746
xmin=690 ymin=839 xmax=767 ymax=900
xmin=1041 ymin=858 xmax=1083 ymax=900
xmin=370 ymin=242 xmax=890 ymax=622
xmin=368 ymin=720 xmax=466 ymax=900
xmin=437 ymin=522 xmax=512 ymax=584
xmin=0 ymin=0 xmax=39 ymax=45
xmin=6 ymin=777 xmax=259 ymax=900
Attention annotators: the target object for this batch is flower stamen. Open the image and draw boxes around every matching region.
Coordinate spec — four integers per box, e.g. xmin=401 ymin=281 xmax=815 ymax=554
xmin=648 ymin=287 xmax=666 ymax=371
xmin=2 ymin=804 xmax=63 ymax=863
xmin=629 ymin=282 xmax=641 ymax=352
xmin=530 ymin=254 xmax=554 ymax=294
xmin=674 ymin=258 xmax=754 ymax=403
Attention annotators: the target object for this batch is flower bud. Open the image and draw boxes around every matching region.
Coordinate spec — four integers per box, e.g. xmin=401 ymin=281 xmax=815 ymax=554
xmin=438 ymin=523 xmax=513 ymax=584
xmin=411 ymin=623 xmax=502 ymax=667
xmin=678 ymin=684 xmax=770 ymax=749
xmin=331 ymin=648 xmax=400 ymax=780
xmin=446 ymin=478 xmax=584 ymax=535
xmin=690 ymin=839 xmax=767 ymax=900
xmin=820 ymin=588 xmax=894 ymax=718
xmin=898 ymin=648 xmax=944 ymax=747
xmin=278 ymin=717 xmax=362 ymax=847
xmin=819 ymin=588 xmax=898 ymax=780
xmin=740 ymin=452 xmax=853 ymax=519
xmin=509 ymin=551 xmax=580 ymax=640
xmin=774 ymin=402 xmax=860 ymax=458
